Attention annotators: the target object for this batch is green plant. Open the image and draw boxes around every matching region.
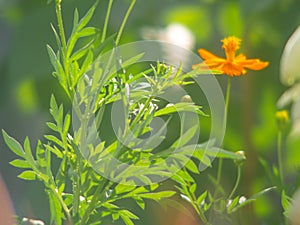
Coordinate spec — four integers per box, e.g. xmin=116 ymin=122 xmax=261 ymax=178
xmin=2 ymin=1 xmax=276 ymax=225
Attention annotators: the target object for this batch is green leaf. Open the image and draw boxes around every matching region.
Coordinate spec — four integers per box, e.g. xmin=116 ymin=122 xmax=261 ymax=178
xmin=122 ymin=53 xmax=145 ymax=69
xmin=77 ymin=27 xmax=97 ymax=38
xmin=9 ymin=159 xmax=31 ymax=169
xmin=281 ymin=190 xmax=291 ymax=212
xmin=71 ymin=47 xmax=90 ymax=62
xmin=79 ymin=50 xmax=93 ymax=76
xmin=18 ymin=170 xmax=36 ymax=180
xmin=196 ymin=191 xmax=207 ymax=206
xmin=55 ymin=156 xmax=67 ymax=194
xmin=154 ymin=102 xmax=206 ymax=117
xmin=112 ymin=213 xmax=120 ymax=221
xmin=50 ymin=95 xmax=59 ymax=116
xmin=138 ymin=191 xmax=175 ymax=201
xmin=134 ymin=197 xmax=145 ymax=209
xmin=171 ymin=125 xmax=199 ymax=149
xmin=72 ymin=9 xmax=79 ymax=34
xmin=115 ymin=182 xmax=136 ymax=195
xmin=63 ymin=114 xmax=70 ymax=136
xmin=36 ymin=141 xmax=47 ymax=168
xmin=44 ymin=144 xmax=63 ymax=158
xmin=47 ymin=122 xmax=58 ymax=132
xmin=191 ymin=143 xmax=246 ymax=161
xmin=2 ymin=130 xmax=25 ymax=157
xmin=50 ymin=24 xmax=61 ymax=48
xmin=77 ymin=3 xmax=97 ymax=31
xmin=48 ymin=191 xmax=64 ymax=225
xmin=227 ymin=196 xmax=240 ymax=213
xmin=45 ymin=135 xmax=63 ymax=147
xmin=120 ymin=215 xmax=134 ymax=225
xmin=23 ymin=137 xmax=36 ymax=165
xmin=184 ymin=160 xmax=199 ymax=174
xmin=120 ymin=210 xmax=139 ymax=220
xmin=47 ymin=44 xmax=57 ymax=68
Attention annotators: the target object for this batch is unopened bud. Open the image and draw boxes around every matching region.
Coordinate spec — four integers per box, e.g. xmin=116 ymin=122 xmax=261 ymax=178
xmin=234 ymin=151 xmax=246 ymax=166
xmin=181 ymin=95 xmax=192 ymax=102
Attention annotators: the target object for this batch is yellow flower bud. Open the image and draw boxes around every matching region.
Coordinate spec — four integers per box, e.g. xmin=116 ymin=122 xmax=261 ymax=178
xmin=276 ymin=110 xmax=289 ymax=130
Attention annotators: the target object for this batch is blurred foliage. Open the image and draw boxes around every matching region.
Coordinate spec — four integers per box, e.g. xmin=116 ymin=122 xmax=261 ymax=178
xmin=1 ymin=0 xmax=300 ymax=224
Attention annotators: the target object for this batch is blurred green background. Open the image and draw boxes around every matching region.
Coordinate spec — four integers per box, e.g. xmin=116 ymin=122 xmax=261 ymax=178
xmin=1 ymin=0 xmax=300 ymax=224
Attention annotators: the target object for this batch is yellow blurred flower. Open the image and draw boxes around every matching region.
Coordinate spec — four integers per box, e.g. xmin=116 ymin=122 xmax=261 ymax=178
xmin=276 ymin=110 xmax=289 ymax=130
xmin=193 ymin=36 xmax=269 ymax=77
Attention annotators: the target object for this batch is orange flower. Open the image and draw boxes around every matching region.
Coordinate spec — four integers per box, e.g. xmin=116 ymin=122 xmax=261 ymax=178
xmin=193 ymin=36 xmax=269 ymax=76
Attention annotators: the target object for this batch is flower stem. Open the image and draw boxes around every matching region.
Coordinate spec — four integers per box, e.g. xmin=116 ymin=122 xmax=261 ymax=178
xmin=216 ymin=77 xmax=232 ymax=188
xmin=277 ymin=130 xmax=284 ymax=184
xmin=115 ymin=0 xmax=137 ymax=45
xmin=228 ymin=165 xmax=241 ymax=200
xmin=101 ymin=0 xmax=114 ymax=43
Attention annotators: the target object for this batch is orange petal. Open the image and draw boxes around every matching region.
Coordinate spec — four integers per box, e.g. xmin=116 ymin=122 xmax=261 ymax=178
xmin=236 ymin=54 xmax=269 ymax=71
xmin=198 ymin=49 xmax=224 ymax=61
xmin=242 ymin=60 xmax=269 ymax=70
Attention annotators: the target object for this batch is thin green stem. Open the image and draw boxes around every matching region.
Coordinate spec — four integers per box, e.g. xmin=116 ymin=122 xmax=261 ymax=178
xmin=55 ymin=1 xmax=67 ymax=52
xmin=101 ymin=0 xmax=114 ymax=43
xmin=183 ymin=169 xmax=208 ymax=224
xmin=277 ymin=130 xmax=284 ymax=184
xmin=216 ymin=77 xmax=232 ymax=186
xmin=225 ymin=77 xmax=232 ymax=122
xmin=55 ymin=0 xmax=73 ymax=97
xmin=115 ymin=0 xmax=137 ymax=45
xmin=228 ymin=165 xmax=241 ymax=200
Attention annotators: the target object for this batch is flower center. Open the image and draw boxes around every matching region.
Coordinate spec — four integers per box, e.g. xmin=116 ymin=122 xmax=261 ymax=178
xmin=221 ymin=36 xmax=241 ymax=62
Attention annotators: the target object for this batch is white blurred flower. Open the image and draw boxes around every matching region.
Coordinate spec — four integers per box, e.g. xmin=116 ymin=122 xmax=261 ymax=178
xmin=280 ymin=25 xmax=300 ymax=86
xmin=141 ymin=23 xmax=195 ymax=50
xmin=141 ymin=23 xmax=195 ymax=67
xmin=238 ymin=196 xmax=247 ymax=204
xmin=278 ymin=25 xmax=300 ymax=138
xmin=289 ymin=188 xmax=300 ymax=225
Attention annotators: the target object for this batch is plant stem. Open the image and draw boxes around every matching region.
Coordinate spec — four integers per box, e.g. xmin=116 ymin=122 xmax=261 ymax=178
xmin=216 ymin=77 xmax=232 ymax=188
xmin=115 ymin=0 xmax=137 ymax=45
xmin=55 ymin=1 xmax=67 ymax=52
xmin=277 ymin=130 xmax=284 ymax=184
xmin=228 ymin=165 xmax=241 ymax=200
xmin=52 ymin=188 xmax=72 ymax=223
xmin=183 ymin=169 xmax=208 ymax=224
xmin=101 ymin=0 xmax=114 ymax=43
xmin=80 ymin=178 xmax=109 ymax=225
